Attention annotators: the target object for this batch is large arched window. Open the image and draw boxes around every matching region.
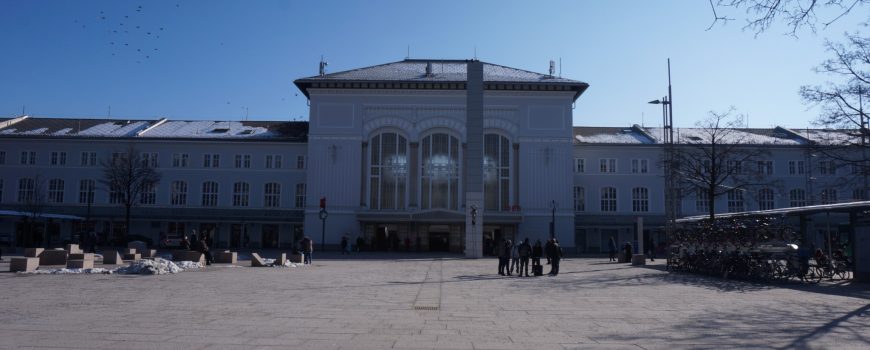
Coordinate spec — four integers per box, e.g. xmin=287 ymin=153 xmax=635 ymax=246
xmin=370 ymin=132 xmax=408 ymax=210
xmin=421 ymin=132 xmax=460 ymax=210
xmin=484 ymin=133 xmax=511 ymax=211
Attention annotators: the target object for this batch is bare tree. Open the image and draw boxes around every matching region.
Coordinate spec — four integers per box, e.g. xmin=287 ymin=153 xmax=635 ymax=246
xmin=673 ymin=109 xmax=774 ymax=219
xmin=709 ymin=0 xmax=869 ymax=35
xmin=100 ymin=145 xmax=161 ymax=243
xmin=17 ymin=175 xmax=47 ymax=247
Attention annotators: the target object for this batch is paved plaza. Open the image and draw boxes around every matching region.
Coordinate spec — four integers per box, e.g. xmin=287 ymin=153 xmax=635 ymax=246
xmin=0 ymin=253 xmax=868 ymax=349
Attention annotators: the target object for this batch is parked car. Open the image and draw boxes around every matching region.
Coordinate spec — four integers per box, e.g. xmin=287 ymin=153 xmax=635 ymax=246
xmin=124 ymin=235 xmax=153 ymax=247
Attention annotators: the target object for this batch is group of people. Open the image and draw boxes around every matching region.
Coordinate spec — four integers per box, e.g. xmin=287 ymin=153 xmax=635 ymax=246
xmin=180 ymin=230 xmax=214 ymax=265
xmin=497 ymin=237 xmax=563 ymax=277
xmin=607 ymin=236 xmax=657 ymax=262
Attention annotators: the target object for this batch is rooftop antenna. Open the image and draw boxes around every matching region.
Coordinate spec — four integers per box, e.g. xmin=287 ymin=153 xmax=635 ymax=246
xmin=642 ymin=112 xmax=645 ymax=127
xmin=319 ymin=55 xmax=328 ymax=76
xmin=473 ymin=45 xmax=477 ymax=60
xmin=21 ymin=104 xmax=25 ymax=116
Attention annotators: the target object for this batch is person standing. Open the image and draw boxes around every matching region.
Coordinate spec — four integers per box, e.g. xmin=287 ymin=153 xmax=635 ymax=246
xmin=544 ymin=238 xmax=555 ymax=265
xmin=190 ymin=229 xmax=198 ymax=249
xmin=518 ymin=238 xmax=531 ymax=277
xmin=340 ymin=236 xmax=349 ymax=255
xmin=548 ymin=239 xmax=563 ymax=276
xmin=647 ymin=237 xmax=656 ymax=262
xmin=198 ymin=236 xmax=213 ymax=266
xmin=624 ymin=241 xmax=633 ymax=263
xmin=181 ymin=235 xmax=191 ymax=251
xmin=531 ymin=240 xmax=543 ymax=268
xmin=608 ymin=236 xmax=617 ymax=262
xmin=301 ymin=236 xmax=313 ymax=264
xmin=509 ymin=240 xmax=520 ymax=275
xmin=498 ymin=239 xmax=510 ymax=275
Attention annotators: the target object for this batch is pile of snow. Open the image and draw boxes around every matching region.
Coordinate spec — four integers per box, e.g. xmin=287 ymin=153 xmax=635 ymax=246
xmin=21 ymin=258 xmax=203 ymax=275
xmin=113 ymin=258 xmax=201 ymax=275
xmin=25 ymin=268 xmax=113 ymax=275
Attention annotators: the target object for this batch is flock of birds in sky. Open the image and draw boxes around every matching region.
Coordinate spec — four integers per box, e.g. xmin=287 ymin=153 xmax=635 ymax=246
xmin=73 ymin=4 xmax=180 ymax=64
xmin=70 ymin=2 xmax=305 ymax=121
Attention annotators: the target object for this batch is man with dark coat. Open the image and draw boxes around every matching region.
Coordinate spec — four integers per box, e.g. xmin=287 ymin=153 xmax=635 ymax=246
xmin=531 ymin=240 xmax=543 ymax=267
xmin=544 ymin=238 xmax=555 ymax=265
xmin=498 ymin=240 xmax=511 ymax=275
xmin=548 ymin=239 xmax=563 ymax=276
xmin=517 ymin=238 xmax=532 ymax=277
xmin=198 ymin=236 xmax=213 ymax=265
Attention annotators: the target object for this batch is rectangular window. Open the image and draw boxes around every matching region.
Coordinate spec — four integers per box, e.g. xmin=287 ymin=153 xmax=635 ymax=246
xmin=727 ymin=160 xmax=742 ymax=174
xmin=632 ymin=187 xmax=649 ymax=212
xmin=232 ymin=182 xmax=250 ymax=206
xmin=0 ymin=151 xmax=5 ymax=165
xmin=264 ymin=183 xmax=281 ymax=207
xmin=757 ymin=160 xmax=773 ymax=175
xmin=573 ymin=186 xmax=585 ymax=211
xmin=696 ymin=190 xmax=709 ymax=213
xmin=170 ymin=181 xmax=188 ymax=206
xmin=599 ymin=158 xmax=616 ymax=173
xmin=631 ymin=159 xmax=648 ymax=174
xmin=265 ymin=155 xmax=283 ymax=169
xmin=17 ymin=178 xmax=35 ymax=202
xmin=141 ymin=152 xmax=159 ymax=168
xmin=574 ymin=158 xmax=585 ymax=173
xmin=80 ymin=152 xmax=97 ymax=166
xmin=853 ymin=189 xmax=865 ymax=201
xmin=295 ymin=183 xmax=306 ymax=208
xmin=297 ymin=155 xmax=306 ymax=169
xmin=78 ymin=180 xmax=95 ymax=204
xmin=203 ymin=154 xmax=220 ymax=168
xmin=172 ymin=153 xmax=189 ymax=168
xmin=235 ymin=154 xmax=251 ymax=168
xmin=48 ymin=179 xmax=64 ymax=203
xmin=50 ymin=151 xmax=67 ymax=166
xmin=109 ymin=184 xmax=123 ymax=204
xmin=140 ymin=183 xmax=156 ymax=205
xmin=201 ymin=182 xmax=218 ymax=207
xmin=788 ymin=160 xmax=805 ymax=175
xmin=727 ymin=190 xmax=744 ymax=212
xmin=819 ymin=160 xmax=836 ymax=176
xmin=758 ymin=189 xmax=775 ymax=210
xmin=20 ymin=151 xmax=36 ymax=165
xmin=600 ymin=187 xmax=617 ymax=212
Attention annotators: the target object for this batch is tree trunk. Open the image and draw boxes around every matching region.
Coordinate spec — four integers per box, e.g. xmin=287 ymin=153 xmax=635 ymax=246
xmin=708 ymin=187 xmax=716 ymax=220
xmin=124 ymin=204 xmax=132 ymax=244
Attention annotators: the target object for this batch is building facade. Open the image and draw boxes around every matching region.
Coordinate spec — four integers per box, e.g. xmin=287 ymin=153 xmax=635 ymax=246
xmin=0 ymin=59 xmax=863 ymax=254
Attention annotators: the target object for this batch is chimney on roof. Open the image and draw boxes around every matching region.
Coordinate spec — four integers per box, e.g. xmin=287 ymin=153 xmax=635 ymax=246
xmin=425 ymin=62 xmax=433 ymax=77
xmin=549 ymin=60 xmax=556 ymax=77
xmin=319 ymin=57 xmax=328 ymax=76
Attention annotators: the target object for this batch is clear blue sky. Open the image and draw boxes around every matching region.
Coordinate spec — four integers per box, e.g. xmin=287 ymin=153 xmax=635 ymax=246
xmin=0 ymin=0 xmax=863 ymax=127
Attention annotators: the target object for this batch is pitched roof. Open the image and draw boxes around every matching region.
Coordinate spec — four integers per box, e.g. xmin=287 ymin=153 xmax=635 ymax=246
xmin=0 ymin=116 xmax=308 ymax=141
xmin=294 ymin=59 xmax=589 ymax=100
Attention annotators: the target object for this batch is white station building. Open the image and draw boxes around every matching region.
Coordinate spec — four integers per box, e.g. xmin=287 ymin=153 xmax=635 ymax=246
xmin=0 ymin=59 xmax=864 ymax=255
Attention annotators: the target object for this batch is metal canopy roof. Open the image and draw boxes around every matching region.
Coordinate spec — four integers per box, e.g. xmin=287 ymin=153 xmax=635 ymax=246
xmin=676 ymin=201 xmax=870 ymax=223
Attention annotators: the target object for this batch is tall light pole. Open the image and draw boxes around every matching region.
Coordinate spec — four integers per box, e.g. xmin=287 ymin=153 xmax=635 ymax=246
xmin=549 ymin=200 xmax=557 ymax=240
xmin=319 ymin=197 xmax=327 ymax=251
xmin=648 ymin=58 xmax=676 ymax=245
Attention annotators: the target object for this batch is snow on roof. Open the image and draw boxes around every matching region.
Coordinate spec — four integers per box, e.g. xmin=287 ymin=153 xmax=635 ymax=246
xmin=798 ymin=128 xmax=861 ymax=145
xmin=573 ymin=126 xmax=655 ymax=144
xmin=139 ymin=120 xmax=275 ymax=138
xmin=0 ymin=117 xmax=153 ymax=137
xmin=0 ymin=117 xmax=309 ymax=141
xmin=644 ymin=127 xmax=808 ymax=145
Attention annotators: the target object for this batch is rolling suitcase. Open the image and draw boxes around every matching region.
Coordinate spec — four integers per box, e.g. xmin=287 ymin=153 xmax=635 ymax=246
xmin=533 ymin=265 xmax=543 ymax=276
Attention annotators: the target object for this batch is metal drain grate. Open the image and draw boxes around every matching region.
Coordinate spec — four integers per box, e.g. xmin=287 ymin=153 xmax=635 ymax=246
xmin=414 ymin=306 xmax=439 ymax=311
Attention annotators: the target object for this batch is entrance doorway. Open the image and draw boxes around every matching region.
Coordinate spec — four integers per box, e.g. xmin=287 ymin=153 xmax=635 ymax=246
xmin=429 ymin=231 xmax=450 ymax=252
xmin=230 ymin=224 xmax=246 ymax=248
xmin=262 ymin=224 xmax=279 ymax=248
xmin=200 ymin=223 xmax=217 ymax=247
xmin=376 ymin=224 xmax=398 ymax=251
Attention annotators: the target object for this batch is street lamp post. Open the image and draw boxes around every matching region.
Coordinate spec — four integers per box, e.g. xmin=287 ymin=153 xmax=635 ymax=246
xmin=319 ymin=208 xmax=327 ymax=252
xmin=648 ymin=58 xmax=676 ymax=246
xmin=549 ymin=200 xmax=557 ymax=240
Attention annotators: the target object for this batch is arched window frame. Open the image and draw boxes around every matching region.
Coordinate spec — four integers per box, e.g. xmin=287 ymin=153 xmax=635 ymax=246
xmin=484 ymin=132 xmax=512 ymax=211
xmin=419 ymin=130 xmax=462 ymax=211
xmin=368 ymin=130 xmax=409 ymax=210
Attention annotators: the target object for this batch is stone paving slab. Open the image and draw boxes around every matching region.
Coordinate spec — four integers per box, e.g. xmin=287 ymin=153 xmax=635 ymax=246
xmin=0 ymin=254 xmax=868 ymax=349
